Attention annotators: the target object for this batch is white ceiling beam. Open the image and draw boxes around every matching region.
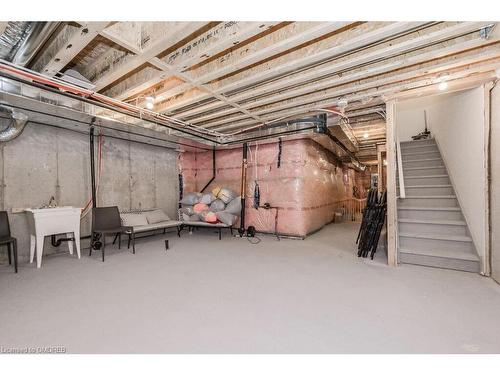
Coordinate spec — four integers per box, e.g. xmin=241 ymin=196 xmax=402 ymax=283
xmin=200 ymin=49 xmax=500 ymax=129
xmin=181 ymin=31 xmax=491 ymax=121
xmin=156 ymin=22 xmax=430 ymax=114
xmin=111 ymin=22 xmax=281 ymax=100
xmin=98 ymin=28 xmax=267 ymax=124
xmin=94 ymin=22 xmax=206 ymax=91
xmin=152 ymin=22 xmax=354 ymax=104
xmin=191 ymin=38 xmax=500 ymax=124
xmin=215 ymin=65 xmax=499 ymax=133
xmin=39 ymin=22 xmax=111 ymax=77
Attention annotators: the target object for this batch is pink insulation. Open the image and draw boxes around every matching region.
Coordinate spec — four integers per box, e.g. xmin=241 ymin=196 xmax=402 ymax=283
xmin=179 ymin=138 xmax=366 ymax=237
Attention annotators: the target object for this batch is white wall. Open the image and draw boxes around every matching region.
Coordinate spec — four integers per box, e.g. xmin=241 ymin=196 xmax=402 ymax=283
xmin=395 ymin=88 xmax=487 ymax=266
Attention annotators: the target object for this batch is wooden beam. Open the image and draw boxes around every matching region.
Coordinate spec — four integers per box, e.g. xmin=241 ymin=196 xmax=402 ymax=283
xmin=99 ymin=29 xmax=267 ymax=124
xmin=38 ymin=22 xmax=111 ymax=77
xmin=189 ymin=38 xmax=500 ymax=124
xmin=150 ymin=22 xmax=353 ymax=103
xmin=95 ymin=22 xmax=207 ymax=91
xmin=484 ymin=81 xmax=493 ymax=276
xmin=111 ymin=22 xmax=281 ymax=100
xmin=155 ymin=22 xmax=433 ymax=114
xmin=191 ymin=34 xmax=497 ymax=123
xmin=201 ymin=53 xmax=500 ymax=130
xmin=385 ymin=99 xmax=398 ymax=267
xmin=214 ymin=69 xmax=498 ymax=133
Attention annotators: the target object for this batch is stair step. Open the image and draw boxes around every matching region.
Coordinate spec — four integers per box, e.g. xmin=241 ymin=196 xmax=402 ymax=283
xmin=401 ymin=166 xmax=447 ymax=176
xmin=402 ymin=150 xmax=441 ymax=158
xmin=399 ymin=232 xmax=474 ymax=253
xmin=401 ymin=175 xmax=450 ymax=186
xmin=398 ymin=195 xmax=458 ymax=208
xmin=400 ymin=139 xmax=435 ymax=145
xmin=398 ymin=206 xmax=463 ymax=221
xmin=402 ymin=158 xmax=443 ymax=168
xmin=397 ymin=185 xmax=454 ymax=196
xmin=399 ymin=247 xmax=479 ymax=273
xmin=401 ymin=144 xmax=438 ymax=153
xmin=398 ymin=218 xmax=466 ymax=225
xmin=398 ymin=219 xmax=468 ymax=236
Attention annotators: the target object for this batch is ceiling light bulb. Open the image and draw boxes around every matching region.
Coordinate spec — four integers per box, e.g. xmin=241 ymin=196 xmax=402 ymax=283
xmin=438 ymin=73 xmax=450 ymax=82
xmin=145 ymin=96 xmax=155 ymax=110
xmin=363 ymin=132 xmax=369 ymax=139
xmin=438 ymin=81 xmax=448 ymax=91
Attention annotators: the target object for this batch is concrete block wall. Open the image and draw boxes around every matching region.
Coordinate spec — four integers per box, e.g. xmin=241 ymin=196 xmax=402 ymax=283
xmin=0 ymin=122 xmax=179 ymax=263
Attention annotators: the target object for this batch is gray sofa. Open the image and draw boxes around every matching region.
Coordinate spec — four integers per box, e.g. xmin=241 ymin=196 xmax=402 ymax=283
xmin=120 ymin=209 xmax=183 ymax=244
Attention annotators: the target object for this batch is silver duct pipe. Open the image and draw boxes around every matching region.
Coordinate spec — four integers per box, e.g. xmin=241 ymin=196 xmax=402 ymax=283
xmin=12 ymin=22 xmax=61 ymax=66
xmin=0 ymin=104 xmax=29 ymax=142
xmin=0 ymin=22 xmax=60 ymax=66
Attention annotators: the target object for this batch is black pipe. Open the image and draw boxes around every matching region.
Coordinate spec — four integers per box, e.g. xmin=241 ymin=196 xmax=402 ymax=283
xmin=277 ymin=138 xmax=282 ymax=168
xmin=178 ymin=173 xmax=184 ymax=209
xmin=89 ymin=122 xmax=97 ymax=208
xmin=51 ymin=234 xmax=74 ymax=247
xmin=238 ymin=143 xmax=248 ymax=237
xmin=200 ymin=147 xmax=216 ymax=193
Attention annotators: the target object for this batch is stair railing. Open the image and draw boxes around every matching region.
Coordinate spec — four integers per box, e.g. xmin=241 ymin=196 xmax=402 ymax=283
xmin=396 ymin=134 xmax=406 ymax=199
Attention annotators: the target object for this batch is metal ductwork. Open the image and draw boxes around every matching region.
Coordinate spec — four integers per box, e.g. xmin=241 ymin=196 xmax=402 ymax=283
xmin=0 ymin=104 xmax=29 ymax=142
xmin=0 ymin=22 xmax=60 ymax=66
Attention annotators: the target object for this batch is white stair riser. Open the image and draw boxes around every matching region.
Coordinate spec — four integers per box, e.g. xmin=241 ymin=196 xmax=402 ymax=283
xmin=399 ymin=222 xmax=468 ymax=236
xmin=401 ymin=145 xmax=439 ymax=154
xmin=397 ymin=186 xmax=454 ymax=196
xmin=399 ymin=236 xmax=474 ymax=253
xmin=398 ymin=197 xmax=458 ymax=207
xmin=402 ymin=159 xmax=443 ymax=168
xmin=402 ymin=167 xmax=447 ymax=176
xmin=401 ymin=139 xmax=436 ymax=146
xmin=402 ymin=152 xmax=441 ymax=161
xmin=398 ymin=209 xmax=463 ymax=221
xmin=402 ymin=176 xmax=450 ymax=185
xmin=399 ymin=252 xmax=479 ymax=273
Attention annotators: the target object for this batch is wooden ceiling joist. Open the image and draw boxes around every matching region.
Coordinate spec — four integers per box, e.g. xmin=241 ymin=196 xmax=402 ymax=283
xmin=199 ymin=49 xmax=500 ymax=130
xmin=109 ymin=21 xmax=283 ymax=100
xmin=155 ymin=21 xmax=426 ymax=114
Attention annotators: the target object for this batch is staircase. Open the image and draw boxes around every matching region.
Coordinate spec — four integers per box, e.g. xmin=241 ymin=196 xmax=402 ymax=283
xmin=396 ymin=138 xmax=480 ymax=272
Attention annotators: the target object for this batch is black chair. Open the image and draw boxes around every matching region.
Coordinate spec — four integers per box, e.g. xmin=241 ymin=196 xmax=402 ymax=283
xmin=0 ymin=211 xmax=18 ymax=273
xmin=90 ymin=206 xmax=135 ymax=262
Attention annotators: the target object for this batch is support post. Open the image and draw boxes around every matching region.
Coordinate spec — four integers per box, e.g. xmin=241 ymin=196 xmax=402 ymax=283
xmin=238 ymin=142 xmax=248 ymax=237
xmin=386 ymin=100 xmax=398 ymax=267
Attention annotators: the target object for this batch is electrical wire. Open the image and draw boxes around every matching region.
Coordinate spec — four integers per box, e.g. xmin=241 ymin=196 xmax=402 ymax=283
xmin=247 ymin=235 xmax=261 ymax=244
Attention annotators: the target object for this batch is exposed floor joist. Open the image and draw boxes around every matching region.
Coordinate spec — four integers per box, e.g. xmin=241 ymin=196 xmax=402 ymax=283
xmin=2 ymin=20 xmax=497 ymax=164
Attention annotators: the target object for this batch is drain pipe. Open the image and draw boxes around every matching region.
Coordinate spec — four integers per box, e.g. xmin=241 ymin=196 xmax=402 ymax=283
xmin=238 ymin=142 xmax=248 ymax=237
xmin=89 ymin=119 xmax=97 ymax=208
xmin=0 ymin=104 xmax=29 ymax=142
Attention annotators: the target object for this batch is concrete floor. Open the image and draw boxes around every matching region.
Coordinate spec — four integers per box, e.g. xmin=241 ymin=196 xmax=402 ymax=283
xmin=1 ymin=222 xmax=500 ymax=354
